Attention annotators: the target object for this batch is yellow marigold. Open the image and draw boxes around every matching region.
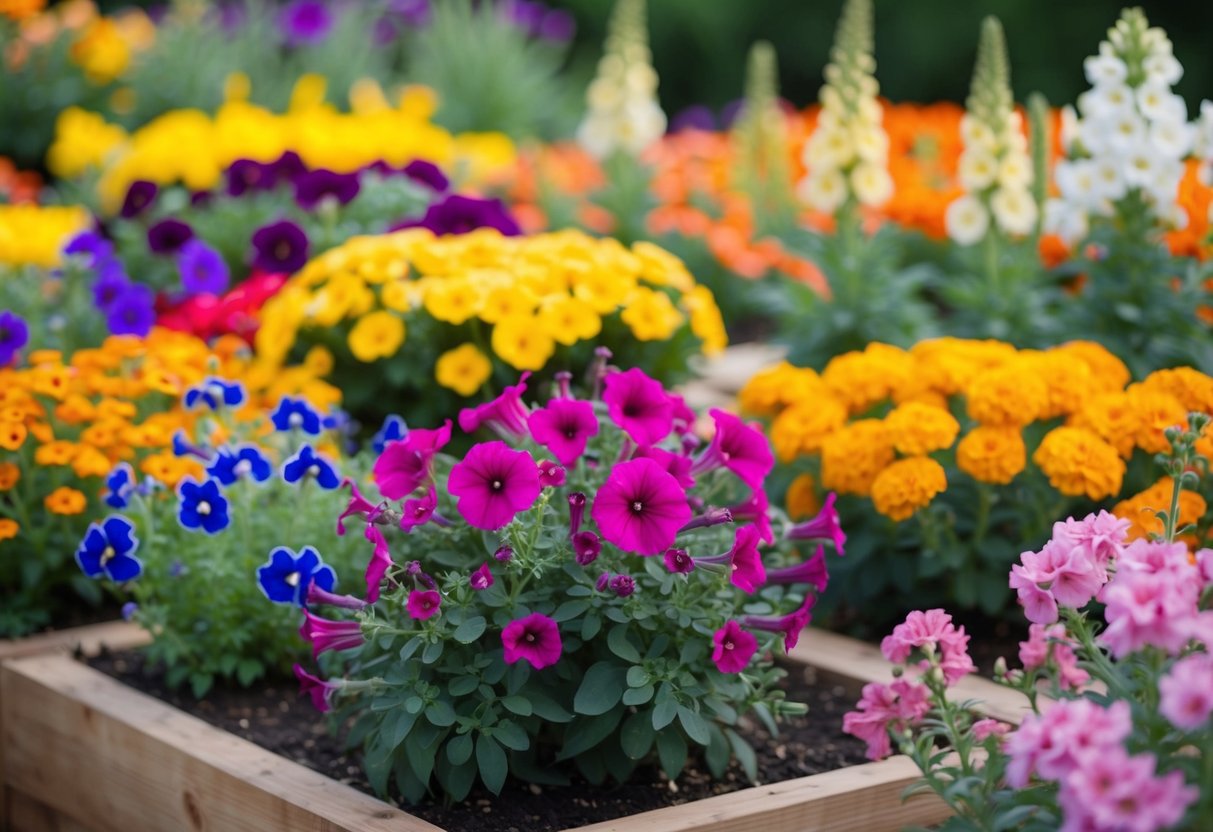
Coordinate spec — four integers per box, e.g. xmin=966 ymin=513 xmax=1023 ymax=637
xmin=34 ymin=440 xmax=79 ymax=466
xmin=0 ymin=518 xmax=18 ymax=541
xmin=823 ymin=344 xmax=917 ymax=414
xmin=871 ymin=456 xmax=947 ymax=521
xmin=1113 ymin=478 xmax=1207 ymax=543
xmin=141 ymin=452 xmax=202 ymax=488
xmin=1126 ymin=386 xmax=1187 ymax=454
xmin=1055 ymin=340 xmax=1131 ymax=393
xmin=785 ymin=473 xmax=821 ymax=520
xmin=820 ymin=419 xmax=896 ymax=496
xmin=0 ymin=462 xmax=19 ymax=490
xmin=435 ymin=344 xmax=492 ymax=397
xmin=1026 ymin=351 xmax=1095 ymax=419
xmin=0 ymin=204 xmax=90 ymax=267
xmin=30 ymin=365 xmax=73 ymax=401
xmin=0 ymin=421 xmax=28 ymax=451
xmin=55 ymin=394 xmax=98 ymax=424
xmin=884 ymin=401 xmax=960 ymax=455
xmin=45 ymin=486 xmax=87 ymax=515
xmin=479 ymin=284 xmax=537 ymax=324
xmin=1070 ymin=392 xmax=1140 ymax=459
xmin=739 ymin=361 xmax=828 ymax=416
xmin=621 ymin=287 xmax=684 ymax=341
xmin=682 ymin=284 xmax=727 ymax=356
xmin=423 ymin=278 xmax=482 ymax=325
xmin=347 ymin=311 xmax=406 ymax=362
xmin=1032 ymin=426 xmax=1125 ymax=500
xmin=69 ymin=18 xmax=131 ymax=84
xmin=1137 ymin=367 xmax=1213 ymax=415
xmin=46 ymin=107 xmax=127 ymax=180
xmin=965 ymin=362 xmax=1049 ymax=427
xmin=956 ymin=426 xmax=1026 ymax=485
xmin=537 ymin=296 xmax=602 ymax=346
xmin=909 ymin=338 xmax=1017 ymax=396
xmin=572 ymin=266 xmax=635 ymax=314
xmin=72 ymin=445 xmax=113 ymax=478
xmin=769 ymin=396 xmax=849 ymax=462
xmin=303 ymin=345 xmax=334 ymax=377
xmin=492 ymin=316 xmax=555 ymax=372
xmin=633 ymin=240 xmax=695 ymax=292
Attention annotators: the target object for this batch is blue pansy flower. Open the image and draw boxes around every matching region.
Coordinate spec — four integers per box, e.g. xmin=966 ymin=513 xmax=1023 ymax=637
xmin=372 ymin=414 xmax=408 ymax=453
xmin=206 ymin=444 xmax=273 ymax=486
xmin=177 ymin=477 xmax=231 ymax=534
xmin=256 ymin=545 xmax=336 ymax=605
xmin=104 ymin=463 xmax=136 ymax=509
xmin=184 ymin=377 xmax=247 ymax=411
xmin=270 ymin=396 xmax=323 ymax=435
xmin=171 ymin=429 xmax=210 ymax=460
xmin=321 ymin=407 xmax=349 ymax=432
xmin=76 ymin=516 xmax=142 ymax=582
xmin=63 ymin=230 xmax=115 ymax=266
xmin=282 ymin=444 xmax=341 ymax=489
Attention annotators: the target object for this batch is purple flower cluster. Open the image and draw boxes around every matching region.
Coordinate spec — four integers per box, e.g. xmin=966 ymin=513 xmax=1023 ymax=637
xmin=0 ymin=309 xmax=29 ymax=366
xmin=63 ymin=231 xmax=156 ymax=336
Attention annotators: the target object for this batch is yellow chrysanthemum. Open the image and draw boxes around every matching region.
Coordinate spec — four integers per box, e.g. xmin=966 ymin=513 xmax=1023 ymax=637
xmin=871 ymin=457 xmax=947 ymax=521
xmin=1113 ymin=478 xmax=1207 ymax=543
xmin=965 ymin=362 xmax=1049 ymax=426
xmin=955 ymin=426 xmax=1026 ymax=485
xmin=347 ymin=311 xmax=406 ymax=362
xmin=435 ymin=344 xmax=492 ymax=397
xmin=785 ymin=473 xmax=821 ymax=520
xmin=1125 ymin=386 xmax=1188 ymax=455
xmin=820 ymin=419 xmax=895 ymax=496
xmin=770 ymin=397 xmax=849 ymax=463
xmin=0 ymin=204 xmax=90 ymax=267
xmin=423 ymin=278 xmax=482 ymax=325
xmin=537 ymin=296 xmax=602 ymax=346
xmin=44 ymin=486 xmax=87 ymax=515
xmin=1032 ymin=426 xmax=1125 ymax=500
xmin=0 ymin=518 xmax=18 ymax=541
xmin=884 ymin=401 xmax=960 ymax=455
xmin=492 ymin=316 xmax=555 ymax=372
xmin=621 ymin=287 xmax=684 ymax=341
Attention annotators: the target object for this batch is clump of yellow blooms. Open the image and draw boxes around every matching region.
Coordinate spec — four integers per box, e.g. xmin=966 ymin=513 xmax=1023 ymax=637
xmin=0 ymin=204 xmax=90 ymax=267
xmin=741 ymin=336 xmax=1210 ymax=523
xmin=48 ymin=77 xmax=518 ymax=215
xmin=255 ymin=228 xmax=727 ymax=397
xmin=67 ymin=8 xmax=155 ymax=84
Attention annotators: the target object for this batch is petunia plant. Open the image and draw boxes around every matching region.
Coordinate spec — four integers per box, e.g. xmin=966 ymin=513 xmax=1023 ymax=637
xmin=287 ymin=355 xmax=844 ymax=801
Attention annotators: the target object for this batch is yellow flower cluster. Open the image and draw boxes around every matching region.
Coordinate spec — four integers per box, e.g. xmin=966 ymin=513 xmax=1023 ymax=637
xmin=47 ymin=77 xmax=518 ymax=215
xmin=1113 ymin=478 xmax=1208 ymax=543
xmin=0 ymin=329 xmax=338 ymax=543
xmin=0 ymin=204 xmax=90 ymax=267
xmin=67 ymin=8 xmax=155 ymax=84
xmin=4 ymin=1 xmax=151 ymax=82
xmin=255 ymin=228 xmax=727 ymax=395
xmin=741 ymin=337 xmax=1207 ymax=522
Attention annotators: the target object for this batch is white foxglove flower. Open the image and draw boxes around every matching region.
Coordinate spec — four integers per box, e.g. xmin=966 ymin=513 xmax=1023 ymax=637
xmin=945 ymin=195 xmax=990 ymax=245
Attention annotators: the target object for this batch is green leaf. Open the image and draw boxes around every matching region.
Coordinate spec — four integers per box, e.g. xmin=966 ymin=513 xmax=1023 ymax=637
xmin=558 ymin=707 xmax=624 ymax=760
xmin=386 ymin=707 xmax=420 ymax=749
xmin=447 ymin=733 xmax=474 ymax=766
xmin=422 ymin=640 xmax=445 ymax=664
xmin=404 ymin=730 xmax=438 ymax=785
xmin=453 ymin=615 xmax=488 ymax=644
xmin=404 ymin=696 xmax=425 ymax=714
xmin=625 ymin=665 xmax=649 ymax=687
xmin=427 ymin=700 xmax=457 ymax=727
xmin=435 ymin=757 xmax=477 ymax=802
xmin=476 ymin=735 xmax=509 ymax=795
xmin=580 ymin=613 xmax=602 ymax=640
xmin=607 ymin=625 xmax=642 ymax=662
xmin=492 ymin=719 xmax=530 ymax=751
xmin=190 ymin=672 xmax=213 ymax=699
xmin=449 ymin=675 xmax=480 ymax=696
xmin=652 ymin=695 xmax=679 ymax=730
xmin=528 ymin=692 xmax=573 ymax=722
xmin=655 ymin=729 xmax=687 ymax=779
xmin=552 ymin=599 xmax=591 ymax=622
xmin=235 ymin=659 xmax=262 ymax=687
xmin=573 ymin=662 xmax=625 ymax=716
xmin=677 ymin=707 xmax=711 ymax=746
xmin=501 ymin=695 xmax=533 ymax=716
xmin=725 ymin=728 xmax=758 ymax=783
xmin=704 ymin=726 xmax=730 ymax=778
xmin=620 ymin=710 xmax=655 ymax=760
xmin=622 ymin=684 xmax=655 ymax=706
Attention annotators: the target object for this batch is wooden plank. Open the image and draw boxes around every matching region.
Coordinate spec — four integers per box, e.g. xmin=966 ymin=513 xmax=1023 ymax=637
xmin=791 ymin=627 xmax=1036 ymax=725
xmin=561 ymin=755 xmax=946 ymax=832
xmin=6 ymin=788 xmax=95 ymax=832
xmin=0 ymin=620 xmax=150 ymax=662
xmin=1 ymin=655 xmax=443 ymax=832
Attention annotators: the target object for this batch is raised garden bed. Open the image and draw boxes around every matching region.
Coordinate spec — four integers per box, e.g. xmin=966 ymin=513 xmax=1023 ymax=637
xmin=1 ymin=629 xmax=956 ymax=832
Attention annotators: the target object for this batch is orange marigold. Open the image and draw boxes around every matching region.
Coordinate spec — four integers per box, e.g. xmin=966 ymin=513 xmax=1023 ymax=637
xmin=44 ymin=486 xmax=87 ymax=515
xmin=965 ymin=362 xmax=1049 ymax=427
xmin=0 ymin=461 xmax=19 ymax=490
xmin=1126 ymin=387 xmax=1188 ymax=455
xmin=1136 ymin=367 xmax=1213 ymax=415
xmin=870 ymin=457 xmax=947 ymax=521
xmin=769 ymin=397 xmax=848 ymax=462
xmin=1032 ymin=427 xmax=1125 ymax=500
xmin=738 ymin=361 xmax=826 ymax=416
xmin=956 ymin=426 xmax=1027 ymax=485
xmin=1055 ymin=340 xmax=1130 ymax=394
xmin=883 ymin=401 xmax=960 ymax=455
xmin=1070 ymin=392 xmax=1141 ymax=459
xmin=1113 ymin=478 xmax=1208 ymax=542
xmin=820 ymin=419 xmax=895 ymax=496
xmin=785 ymin=473 xmax=821 ymax=521
xmin=0 ymin=420 xmax=28 ymax=450
xmin=0 ymin=518 xmax=18 ymax=541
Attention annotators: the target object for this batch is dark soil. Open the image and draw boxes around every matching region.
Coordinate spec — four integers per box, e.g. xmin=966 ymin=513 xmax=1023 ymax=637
xmin=88 ymin=650 xmax=869 ymax=832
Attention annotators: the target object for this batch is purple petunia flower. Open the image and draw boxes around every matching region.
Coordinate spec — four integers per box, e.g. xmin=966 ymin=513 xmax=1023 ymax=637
xmin=590 ymin=458 xmax=692 ymax=556
xmin=630 ymin=445 xmax=695 ymax=489
xmin=538 ymin=8 xmax=575 ymax=42
xmin=391 ymin=194 xmax=522 ymax=236
xmin=91 ymin=261 xmax=131 ymax=312
xmin=528 ymin=398 xmax=598 ymax=467
xmin=469 ymin=562 xmax=494 ymax=591
xmin=293 ymin=169 xmax=361 ymax=211
xmin=305 ymin=581 xmax=367 ymax=610
xmin=251 ymin=219 xmax=310 ymax=274
xmin=177 ymin=238 xmax=231 ymax=296
xmin=447 ymin=441 xmax=542 ymax=530
xmin=147 ymin=218 xmax=195 ymax=254
xmin=670 ymin=105 xmax=718 ymax=133
xmin=664 ymin=547 xmax=694 ymax=574
xmin=786 ymin=492 xmax=847 ymax=557
xmin=120 ymin=180 xmax=158 ymax=219
xmin=0 ymin=310 xmax=30 ymax=366
xmin=712 ymin=620 xmax=758 ymax=673
xmin=63 ymin=230 xmax=114 ymax=265
xmin=299 ymin=610 xmax=365 ymax=658
xmin=568 ymin=492 xmax=586 ymax=535
xmin=105 ymin=284 xmax=156 ymax=336
xmin=294 ymin=664 xmax=339 ymax=712
xmin=226 ymin=159 xmax=277 ymax=196
xmin=372 ymin=420 xmax=452 ymax=500
xmin=400 ymin=486 xmax=450 ymax=531
xmin=401 ymin=159 xmax=449 ymax=192
xmin=407 ymin=589 xmax=442 ymax=620
xmin=279 ymin=0 xmax=334 ymax=46
xmin=603 ymin=368 xmax=675 ymax=446
xmin=501 ymin=613 xmax=562 ymax=669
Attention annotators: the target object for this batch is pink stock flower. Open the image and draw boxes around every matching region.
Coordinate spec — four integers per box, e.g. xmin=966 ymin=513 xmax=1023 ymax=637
xmin=1060 ymin=747 xmax=1196 ymax=832
xmin=1018 ymin=624 xmax=1089 ymax=691
xmin=711 ymin=620 xmax=758 ymax=673
xmin=372 ymin=420 xmax=452 ymax=500
xmin=970 ymin=719 xmax=1010 ymax=742
xmin=501 ymin=613 xmax=562 ymax=669
xmin=1051 ymin=510 xmax=1129 ymax=577
xmin=1004 ymin=699 xmax=1132 ymax=788
xmin=602 ymin=368 xmax=674 ymax=446
xmin=335 ymin=478 xmax=381 ymax=535
xmin=786 ymin=492 xmax=847 ymax=557
xmin=1159 ymin=652 xmax=1213 ymax=730
xmin=1197 ymin=548 xmax=1213 ymax=585
xmin=527 ymin=398 xmax=598 ymax=466
xmin=690 ymin=409 xmax=774 ymax=489
xmin=1116 ymin=538 xmax=1194 ymax=577
xmin=1020 ymin=540 xmax=1104 ymax=608
xmin=294 ymin=664 xmax=339 ymax=712
xmin=537 ymin=459 xmax=566 ymax=487
xmin=590 ymin=458 xmax=692 ymax=555
xmin=1100 ymin=566 xmax=1201 ymax=658
xmin=630 ymin=445 xmax=695 ymax=489
xmin=458 ymin=372 xmax=531 ymax=438
xmin=728 ymin=488 xmax=774 ymax=545
xmin=406 ymin=589 xmax=442 ymax=620
xmin=299 ymin=610 xmax=365 ymax=659
xmin=469 ymin=562 xmax=494 ymax=591
xmin=448 ymin=441 xmax=543 ymax=530
xmin=364 ymin=525 xmax=393 ymax=603
xmin=842 ymin=678 xmax=930 ymax=761
xmin=1009 ymin=571 xmax=1060 ymax=625
xmin=743 ymin=592 xmax=816 ymax=650
xmin=880 ymin=609 xmax=975 ymax=685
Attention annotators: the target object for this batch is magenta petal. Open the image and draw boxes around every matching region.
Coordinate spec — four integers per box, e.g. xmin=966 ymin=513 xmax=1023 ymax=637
xmin=603 ymin=368 xmax=675 ymax=446
xmin=448 ymin=441 xmax=542 ymax=530
xmin=372 ymin=420 xmax=451 ymax=500
xmin=528 ymin=398 xmax=598 ymax=467
xmin=590 ymin=458 xmax=692 ymax=555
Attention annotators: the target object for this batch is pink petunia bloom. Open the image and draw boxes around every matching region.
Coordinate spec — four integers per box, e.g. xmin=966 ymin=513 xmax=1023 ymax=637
xmin=305 ymin=581 xmax=367 ymax=610
xmin=970 ymin=719 xmax=1010 ymax=742
xmin=711 ymin=620 xmax=758 ymax=673
xmin=697 ymin=525 xmax=766 ymax=592
xmin=400 ymin=486 xmax=446 ymax=532
xmin=602 ymin=368 xmax=674 ymax=446
xmin=630 ymin=445 xmax=695 ymax=489
xmin=743 ymin=592 xmax=816 ymax=650
xmin=406 ymin=589 xmax=442 ymax=620
xmin=842 ymin=678 xmax=931 ymax=761
xmin=1018 ymin=623 xmax=1089 ymax=691
xmin=294 ymin=664 xmax=339 ymax=712
xmin=786 ymin=492 xmax=847 ymax=557
xmin=458 ymin=372 xmax=531 ymax=438
xmin=364 ymin=525 xmax=393 ymax=603
xmin=537 ymin=459 xmax=566 ymax=487
xmin=528 ymin=398 xmax=598 ymax=466
xmin=880 ymin=608 xmax=975 ymax=686
xmin=590 ymin=457 xmax=692 ymax=555
xmin=668 ymin=393 xmax=697 ymax=435
xmin=690 ymin=409 xmax=775 ymax=489
xmin=469 ymin=562 xmax=494 ymax=591
xmin=728 ymin=487 xmax=773 ymax=544
xmin=501 ymin=613 xmax=562 ymax=669
xmin=299 ymin=610 xmax=365 ymax=659
xmin=448 ymin=441 xmax=543 ymax=530
xmin=1004 ymin=699 xmax=1132 ymax=788
xmin=372 ymin=420 xmax=452 ymax=500
xmin=664 ymin=547 xmax=694 ymax=574
xmin=335 ymin=478 xmax=382 ymax=535
xmin=1159 ymin=652 xmax=1213 ymax=730
xmin=765 ymin=545 xmax=830 ymax=593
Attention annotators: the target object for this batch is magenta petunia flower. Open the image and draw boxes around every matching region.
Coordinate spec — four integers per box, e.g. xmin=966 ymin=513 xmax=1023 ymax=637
xmin=305 ymin=581 xmax=367 ymax=610
xmin=299 ymin=610 xmax=365 ymax=659
xmin=336 ymin=478 xmax=382 ymax=536
xmin=786 ymin=492 xmax=847 ymax=556
xmin=407 ymin=589 xmax=442 ymax=620
xmin=729 ymin=488 xmax=773 ymax=545
xmin=501 ymin=613 xmax=562 ymax=669
xmin=590 ymin=458 xmax=692 ymax=555
xmin=766 ymin=545 xmax=829 ymax=593
xmin=459 ymin=372 xmax=531 ymax=438
xmin=699 ymin=525 xmax=766 ymax=592
xmin=664 ymin=547 xmax=694 ymax=574
xmin=630 ymin=445 xmax=695 ymax=489
xmin=448 ymin=441 xmax=542 ymax=530
xmin=528 ymin=398 xmax=599 ymax=466
xmin=711 ymin=620 xmax=758 ymax=673
xmin=400 ymin=486 xmax=449 ymax=532
xmin=743 ymin=593 xmax=816 ymax=651
xmin=372 ymin=420 xmax=452 ymax=500
xmin=602 ymin=368 xmax=675 ymax=446
xmin=691 ymin=409 xmax=774 ymax=489
xmin=294 ymin=664 xmax=339 ymax=712
xmin=573 ymin=530 xmax=601 ymax=565
xmin=470 ymin=562 xmax=494 ymax=591
xmin=537 ymin=459 xmax=566 ymax=487
xmin=364 ymin=525 xmax=394 ymax=603
xmin=568 ymin=492 xmax=586 ymax=535
xmin=610 ymin=574 xmax=635 ymax=597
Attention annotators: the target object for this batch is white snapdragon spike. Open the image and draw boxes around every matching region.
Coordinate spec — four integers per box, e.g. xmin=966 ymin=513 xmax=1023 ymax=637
xmin=575 ymin=0 xmax=666 ymax=160
xmin=946 ymin=17 xmax=1036 ymax=246
xmin=796 ymin=0 xmax=891 ymax=214
xmin=1044 ymin=9 xmax=1194 ymax=245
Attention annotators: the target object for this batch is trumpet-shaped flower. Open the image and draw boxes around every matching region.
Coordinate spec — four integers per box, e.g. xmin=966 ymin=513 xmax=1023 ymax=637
xmin=270 ymin=396 xmax=323 ymax=435
xmin=711 ymin=620 xmax=758 ymax=673
xmin=459 ymin=372 xmax=531 ymax=438
xmin=502 ymin=613 xmax=562 ymax=669
xmin=590 ymin=458 xmax=692 ymax=555
xmin=690 ymin=409 xmax=774 ymax=489
xmin=372 ymin=421 xmax=451 ymax=500
xmin=447 ymin=441 xmax=542 ymax=530
xmin=528 ymin=398 xmax=599 ymax=466
xmin=299 ymin=610 xmax=364 ymax=658
xmin=602 ymin=368 xmax=674 ymax=446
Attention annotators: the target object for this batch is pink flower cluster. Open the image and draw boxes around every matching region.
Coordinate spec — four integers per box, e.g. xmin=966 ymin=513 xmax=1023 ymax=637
xmin=1005 ymin=699 xmax=1196 ymax=831
xmin=1159 ymin=652 xmax=1213 ymax=730
xmin=1101 ymin=538 xmax=1211 ymax=658
xmin=879 ymin=608 xmax=976 ymax=685
xmin=842 ymin=679 xmax=930 ymax=760
xmin=1018 ymin=623 xmax=1089 ymax=691
xmin=1009 ymin=511 xmax=1129 ymax=625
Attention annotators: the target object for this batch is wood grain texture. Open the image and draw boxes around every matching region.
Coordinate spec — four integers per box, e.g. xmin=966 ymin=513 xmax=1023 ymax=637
xmin=6 ymin=789 xmax=96 ymax=832
xmin=0 ymin=620 xmax=150 ymax=662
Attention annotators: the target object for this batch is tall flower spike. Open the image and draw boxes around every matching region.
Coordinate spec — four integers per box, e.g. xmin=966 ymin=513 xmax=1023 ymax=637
xmin=575 ymin=0 xmax=666 ymax=159
xmin=731 ymin=41 xmax=793 ymax=222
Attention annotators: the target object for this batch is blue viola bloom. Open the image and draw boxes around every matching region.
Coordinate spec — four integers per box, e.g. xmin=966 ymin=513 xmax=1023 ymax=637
xmin=282 ymin=445 xmax=341 ymax=489
xmin=270 ymin=396 xmax=323 ymax=435
xmin=256 ymin=545 xmax=336 ymax=606
xmin=184 ymin=377 xmax=247 ymax=411
xmin=76 ymin=516 xmax=142 ymax=582
xmin=63 ymin=230 xmax=115 ymax=266
xmin=372 ymin=414 xmax=408 ymax=453
xmin=104 ymin=463 xmax=136 ymax=509
xmin=321 ymin=407 xmax=350 ymax=432
xmin=207 ymin=444 xmax=273 ymax=486
xmin=177 ymin=477 xmax=231 ymax=535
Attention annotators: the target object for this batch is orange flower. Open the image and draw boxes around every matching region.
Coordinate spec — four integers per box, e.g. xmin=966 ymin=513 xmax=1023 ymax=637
xmin=72 ymin=445 xmax=113 ymax=478
xmin=0 ymin=420 xmax=27 ymax=450
xmin=34 ymin=440 xmax=79 ymax=466
xmin=0 ymin=518 xmax=18 ymax=541
xmin=44 ymin=486 xmax=87 ymax=515
xmin=0 ymin=462 xmax=19 ymax=490
xmin=140 ymin=452 xmax=202 ymax=488
xmin=30 ymin=365 xmax=73 ymax=401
